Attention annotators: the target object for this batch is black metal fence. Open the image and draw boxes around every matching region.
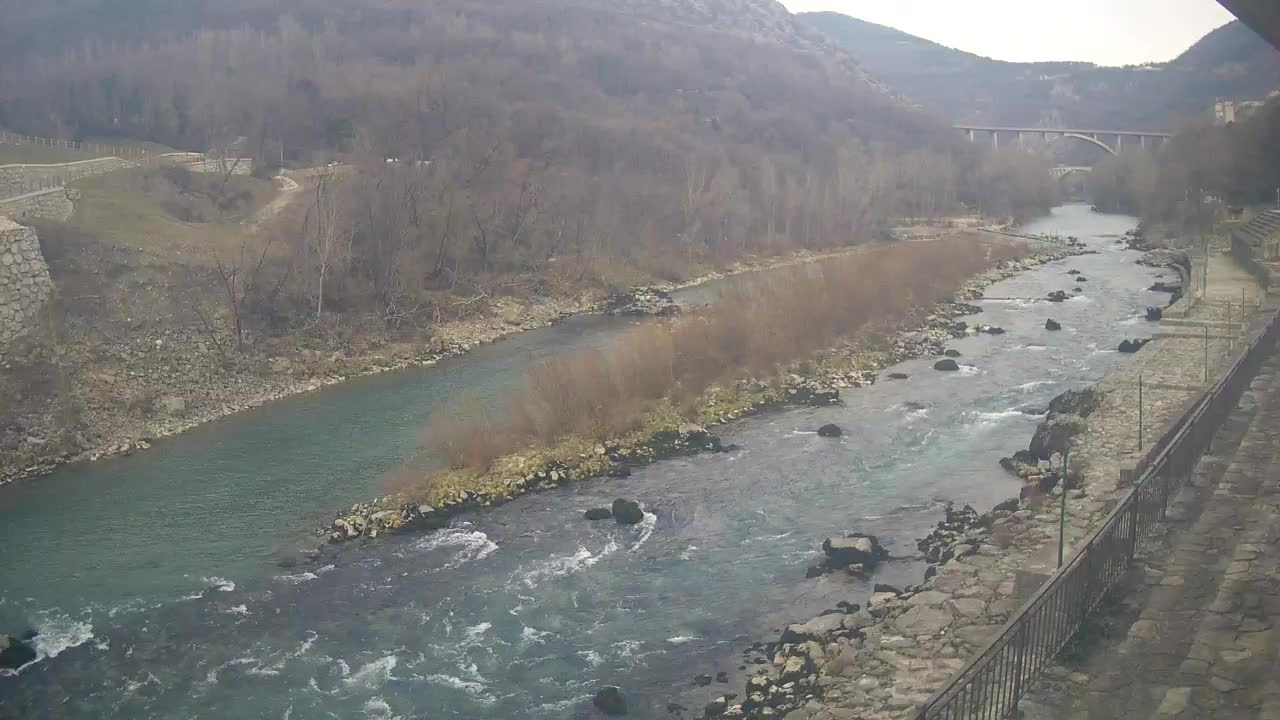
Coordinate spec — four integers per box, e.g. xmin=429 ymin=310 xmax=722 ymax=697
xmin=916 ymin=303 xmax=1280 ymax=720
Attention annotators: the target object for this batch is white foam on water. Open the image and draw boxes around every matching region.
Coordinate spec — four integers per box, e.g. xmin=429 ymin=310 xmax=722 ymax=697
xmin=1014 ymin=344 xmax=1047 ymax=351
xmin=461 ymin=622 xmax=492 ymax=646
xmin=520 ymin=625 xmax=556 ymax=644
xmin=666 ymin=636 xmax=700 ymax=644
xmin=532 ymin=695 xmax=592 ymax=716
xmin=343 ymin=655 xmax=397 ymax=690
xmin=679 ymin=544 xmax=698 ymax=560
xmin=577 ymin=649 xmax=605 ymax=667
xmin=276 ymin=572 xmax=320 ymax=585
xmin=611 ymin=639 xmax=644 ymax=659
xmin=629 ymin=512 xmax=657 ymax=553
xmin=970 ymin=410 xmax=1027 ymax=427
xmin=225 ymin=605 xmax=250 ymax=616
xmin=203 ymin=657 xmax=260 ymax=687
xmin=200 ymin=577 xmax=236 ymax=592
xmin=23 ymin=615 xmax=95 ymax=671
xmin=1015 ymin=380 xmax=1055 ymax=393
xmin=957 ymin=366 xmax=981 ymax=376
xmin=423 ymin=673 xmax=496 ymax=705
xmin=411 ymin=529 xmax=499 ymax=572
xmin=511 ymin=539 xmax=618 ymax=589
xmin=362 ymin=697 xmax=402 ymax=720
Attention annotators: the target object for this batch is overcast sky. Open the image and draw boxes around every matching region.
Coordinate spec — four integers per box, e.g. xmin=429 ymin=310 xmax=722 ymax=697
xmin=779 ymin=0 xmax=1238 ymax=66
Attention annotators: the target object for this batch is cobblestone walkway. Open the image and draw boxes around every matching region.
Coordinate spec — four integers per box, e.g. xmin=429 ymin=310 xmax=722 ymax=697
xmin=1022 ymin=352 xmax=1280 ymax=719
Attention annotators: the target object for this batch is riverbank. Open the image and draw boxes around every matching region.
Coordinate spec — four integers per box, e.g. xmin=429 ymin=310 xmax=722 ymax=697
xmin=699 ymin=236 xmax=1270 ymax=719
xmin=322 ymin=236 xmax=1089 ymax=544
xmin=0 ymin=240 xmax=942 ymax=488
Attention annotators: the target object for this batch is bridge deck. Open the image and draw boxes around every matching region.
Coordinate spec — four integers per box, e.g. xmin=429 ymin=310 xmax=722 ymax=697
xmin=955 ymin=125 xmax=1174 ymax=137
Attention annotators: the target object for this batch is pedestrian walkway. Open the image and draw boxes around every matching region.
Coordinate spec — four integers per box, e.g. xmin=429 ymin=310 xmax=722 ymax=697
xmin=1021 ymin=351 xmax=1280 ymax=719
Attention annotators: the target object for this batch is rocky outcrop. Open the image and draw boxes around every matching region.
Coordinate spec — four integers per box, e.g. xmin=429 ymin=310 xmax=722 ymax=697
xmin=817 ymin=423 xmax=843 ymax=438
xmin=1118 ymin=338 xmax=1151 ymax=354
xmin=1029 ymin=414 xmax=1087 ymax=461
xmin=1044 ymin=318 xmax=1062 ymax=331
xmin=933 ymin=359 xmax=960 ymax=371
xmin=1046 ymin=290 xmax=1068 ymax=302
xmin=584 ymin=507 xmax=612 ymax=520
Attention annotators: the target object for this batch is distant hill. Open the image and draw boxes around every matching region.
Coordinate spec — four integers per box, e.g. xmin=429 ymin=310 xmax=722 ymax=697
xmin=801 ymin=13 xmax=1280 ymax=130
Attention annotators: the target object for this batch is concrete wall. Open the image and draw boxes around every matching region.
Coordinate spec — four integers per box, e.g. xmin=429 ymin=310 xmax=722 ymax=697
xmin=0 ymin=187 xmax=75 ymax=222
xmin=0 ymin=217 xmax=53 ymax=346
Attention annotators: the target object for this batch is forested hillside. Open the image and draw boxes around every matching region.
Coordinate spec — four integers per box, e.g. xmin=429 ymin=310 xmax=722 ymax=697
xmin=802 ymin=13 xmax=1280 ymax=130
xmin=0 ymin=0 xmax=1054 ymax=320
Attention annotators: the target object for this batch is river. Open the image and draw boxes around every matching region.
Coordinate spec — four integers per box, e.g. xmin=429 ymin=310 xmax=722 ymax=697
xmin=0 ymin=206 xmax=1162 ymax=719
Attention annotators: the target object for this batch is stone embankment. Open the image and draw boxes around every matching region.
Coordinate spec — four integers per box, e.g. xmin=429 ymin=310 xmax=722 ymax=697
xmin=0 ymin=218 xmax=53 ymax=347
xmin=695 ymin=238 xmax=1269 ymax=720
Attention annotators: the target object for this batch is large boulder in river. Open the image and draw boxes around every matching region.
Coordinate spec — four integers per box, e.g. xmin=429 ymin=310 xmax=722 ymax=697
xmin=934 ymin=359 xmax=960 ymax=372
xmin=0 ymin=634 xmax=37 ymax=670
xmin=944 ymin=349 xmax=962 ymax=358
xmin=1047 ymin=387 xmax=1103 ymax=417
xmin=593 ymin=686 xmax=628 ymax=715
xmin=1046 ymin=290 xmax=1068 ymax=303
xmin=611 ymin=499 xmax=645 ymax=525
xmin=817 ymin=423 xmax=843 ymax=438
xmin=584 ymin=507 xmax=612 ymax=521
xmin=822 ymin=533 xmax=888 ymax=570
xmin=1146 ymin=306 xmax=1163 ymax=322
xmin=1045 ymin=319 xmax=1062 ymax=331
xmin=1029 ymin=414 xmax=1087 ymax=461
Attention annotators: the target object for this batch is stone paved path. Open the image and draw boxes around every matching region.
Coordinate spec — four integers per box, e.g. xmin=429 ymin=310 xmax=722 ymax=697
xmin=1021 ymin=351 xmax=1280 ymax=719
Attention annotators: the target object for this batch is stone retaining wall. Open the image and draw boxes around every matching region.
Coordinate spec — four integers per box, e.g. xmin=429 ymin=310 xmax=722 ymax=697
xmin=0 ymin=217 xmax=53 ymax=346
xmin=0 ymin=157 xmax=135 ymax=199
xmin=0 ymin=187 xmax=75 ymax=222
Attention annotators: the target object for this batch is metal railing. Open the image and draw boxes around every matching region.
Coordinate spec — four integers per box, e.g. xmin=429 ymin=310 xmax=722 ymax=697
xmin=917 ymin=302 xmax=1280 ymax=720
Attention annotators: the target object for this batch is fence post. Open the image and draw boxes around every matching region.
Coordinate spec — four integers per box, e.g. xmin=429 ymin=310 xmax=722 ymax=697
xmin=1059 ymin=451 xmax=1069 ymax=569
xmin=1138 ymin=375 xmax=1144 ymax=453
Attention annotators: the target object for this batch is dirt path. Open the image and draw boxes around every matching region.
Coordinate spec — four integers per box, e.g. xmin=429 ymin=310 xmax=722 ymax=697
xmin=242 ymin=172 xmax=302 ymax=234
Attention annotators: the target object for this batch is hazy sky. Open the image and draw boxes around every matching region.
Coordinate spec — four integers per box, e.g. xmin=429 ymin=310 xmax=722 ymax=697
xmin=779 ymin=0 xmax=1238 ymax=66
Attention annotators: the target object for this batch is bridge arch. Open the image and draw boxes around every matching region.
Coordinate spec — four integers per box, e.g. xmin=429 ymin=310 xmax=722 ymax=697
xmin=1061 ymin=133 xmax=1118 ymax=156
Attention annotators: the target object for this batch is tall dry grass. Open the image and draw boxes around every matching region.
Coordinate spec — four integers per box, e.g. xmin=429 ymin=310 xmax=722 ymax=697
xmin=424 ymin=235 xmax=1023 ymax=470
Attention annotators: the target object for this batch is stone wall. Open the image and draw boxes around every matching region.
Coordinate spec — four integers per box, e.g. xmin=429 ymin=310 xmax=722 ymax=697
xmin=0 ymin=157 xmax=135 ymax=199
xmin=0 ymin=187 xmax=75 ymax=222
xmin=0 ymin=217 xmax=53 ymax=346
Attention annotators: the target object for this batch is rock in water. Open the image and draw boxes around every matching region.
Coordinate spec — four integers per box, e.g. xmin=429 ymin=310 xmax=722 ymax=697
xmin=1046 ymin=290 xmax=1068 ymax=303
xmin=817 ymin=423 xmax=843 ymax=438
xmin=1045 ymin=319 xmax=1062 ymax=331
xmin=886 ymin=372 xmax=909 ymax=380
xmin=584 ymin=507 xmax=612 ymax=521
xmin=0 ymin=634 xmax=37 ymax=670
xmin=593 ymin=686 xmax=628 ymax=715
xmin=611 ymin=499 xmax=644 ymax=525
xmin=822 ymin=533 xmax=888 ymax=569
xmin=1146 ymin=306 xmax=1163 ymax=321
xmin=944 ymin=349 xmax=962 ymax=358
xmin=933 ymin=359 xmax=960 ymax=372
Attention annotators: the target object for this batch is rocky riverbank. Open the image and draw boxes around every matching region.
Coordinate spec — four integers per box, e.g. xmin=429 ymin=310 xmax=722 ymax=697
xmin=321 ymin=240 xmax=1089 ymax=545
xmin=691 ymin=237 xmax=1268 ymax=720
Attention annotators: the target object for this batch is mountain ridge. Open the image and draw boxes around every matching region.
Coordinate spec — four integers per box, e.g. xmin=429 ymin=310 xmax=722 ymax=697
xmin=801 ymin=13 xmax=1280 ymax=129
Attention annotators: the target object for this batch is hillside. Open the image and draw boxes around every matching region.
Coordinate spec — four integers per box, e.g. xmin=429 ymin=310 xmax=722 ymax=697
xmin=801 ymin=13 xmax=1280 ymax=130
xmin=0 ymin=0 xmax=1061 ymax=483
